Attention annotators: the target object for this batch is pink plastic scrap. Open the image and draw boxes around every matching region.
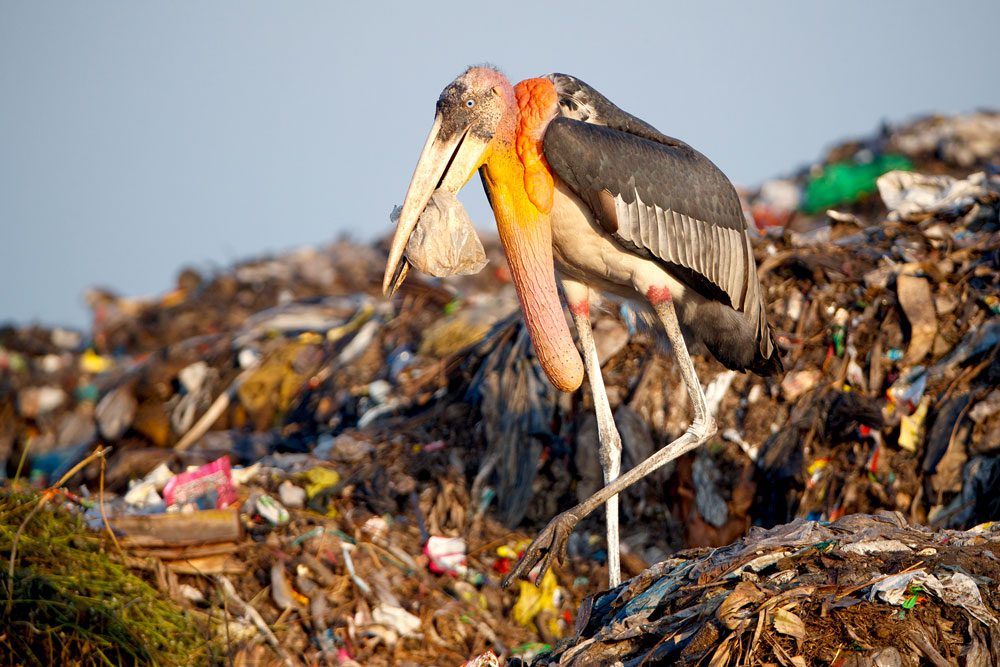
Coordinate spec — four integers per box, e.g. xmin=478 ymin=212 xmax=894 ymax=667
xmin=163 ymin=456 xmax=238 ymax=510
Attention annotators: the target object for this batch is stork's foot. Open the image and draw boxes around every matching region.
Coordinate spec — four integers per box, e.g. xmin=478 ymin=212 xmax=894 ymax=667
xmin=502 ymin=510 xmax=580 ymax=588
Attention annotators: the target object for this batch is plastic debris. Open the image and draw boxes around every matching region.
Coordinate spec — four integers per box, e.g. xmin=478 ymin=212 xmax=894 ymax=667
xmin=877 ymin=169 xmax=1000 ymax=221
xmin=162 ymin=457 xmax=237 ymax=510
xmin=396 ymin=189 xmax=489 ymax=277
xmin=512 ymin=568 xmax=560 ymax=629
xmin=896 ymin=273 xmax=937 ymax=364
xmin=800 ymin=154 xmax=913 ymax=214
xmin=425 ymin=535 xmax=468 ymax=577
xmin=95 ymin=385 xmax=138 ymax=440
xmin=254 ymin=494 xmax=290 ymax=525
xmin=302 ymin=467 xmax=340 ymax=499
xmin=277 ymin=479 xmax=306 ymax=508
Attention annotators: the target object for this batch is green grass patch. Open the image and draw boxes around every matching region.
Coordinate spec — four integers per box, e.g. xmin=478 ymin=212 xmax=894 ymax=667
xmin=0 ymin=489 xmax=217 ymax=666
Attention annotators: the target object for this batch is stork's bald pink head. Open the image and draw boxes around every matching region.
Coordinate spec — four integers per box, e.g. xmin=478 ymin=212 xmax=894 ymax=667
xmin=432 ymin=66 xmax=516 ymax=146
xmin=383 ymin=66 xmax=518 ymax=295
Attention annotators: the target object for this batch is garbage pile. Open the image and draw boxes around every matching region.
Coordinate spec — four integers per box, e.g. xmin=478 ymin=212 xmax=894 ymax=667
xmin=0 ymin=110 xmax=997 ymax=665
xmin=532 ymin=512 xmax=1000 ymax=665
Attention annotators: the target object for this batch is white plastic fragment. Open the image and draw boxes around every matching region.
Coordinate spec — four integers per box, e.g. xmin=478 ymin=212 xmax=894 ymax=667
xmin=840 ymin=539 xmax=912 ymax=555
xmin=869 ymin=569 xmax=997 ymax=625
xmin=180 ymin=584 xmax=206 ymax=604
xmin=341 ymin=542 xmax=372 ymax=596
xmin=877 ymin=170 xmax=997 ymax=221
xmin=424 ymin=535 xmax=468 ymax=577
xmin=372 ymin=602 xmax=423 ymax=638
xmin=727 ymin=551 xmax=792 ymax=578
xmin=230 ymin=463 xmax=261 ymax=487
xmin=722 ymin=428 xmax=759 ymax=463
xmin=142 ymin=462 xmax=176 ymax=491
xmin=255 ymin=495 xmax=289 ymax=525
xmin=278 ymin=480 xmax=306 ymax=509
xmin=928 ymin=572 xmax=997 ymax=626
xmin=18 ymin=386 xmax=66 ymax=418
xmin=337 ymin=319 xmax=380 ymax=364
xmin=869 ymin=570 xmax=924 ymax=606
xmin=178 ymin=361 xmax=210 ymax=393
xmin=238 ymin=348 xmax=261 ymax=369
xmin=462 ymin=651 xmax=501 ymax=667
xmin=124 ymin=480 xmax=164 ymax=509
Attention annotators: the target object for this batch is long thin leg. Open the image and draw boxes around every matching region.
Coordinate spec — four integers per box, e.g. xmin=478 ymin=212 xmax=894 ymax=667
xmin=503 ymin=296 xmax=717 ymax=587
xmin=565 ymin=282 xmax=623 ymax=588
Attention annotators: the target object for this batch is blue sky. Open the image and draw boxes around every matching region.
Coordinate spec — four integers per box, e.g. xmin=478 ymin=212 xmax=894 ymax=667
xmin=2 ymin=1 xmax=998 ymax=328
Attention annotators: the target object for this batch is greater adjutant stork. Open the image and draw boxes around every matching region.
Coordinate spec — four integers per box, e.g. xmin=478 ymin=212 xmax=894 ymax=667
xmin=384 ymin=66 xmax=782 ymax=589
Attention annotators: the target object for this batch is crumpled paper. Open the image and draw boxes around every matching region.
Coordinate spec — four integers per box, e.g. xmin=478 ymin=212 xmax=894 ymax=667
xmin=393 ymin=189 xmax=488 ymax=277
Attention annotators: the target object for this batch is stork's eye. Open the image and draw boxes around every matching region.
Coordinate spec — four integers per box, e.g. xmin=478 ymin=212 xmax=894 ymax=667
xmin=465 ymin=99 xmax=475 ymax=108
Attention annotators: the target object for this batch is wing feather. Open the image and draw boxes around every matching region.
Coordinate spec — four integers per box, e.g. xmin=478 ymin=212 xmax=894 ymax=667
xmin=543 ymin=115 xmax=774 ymax=359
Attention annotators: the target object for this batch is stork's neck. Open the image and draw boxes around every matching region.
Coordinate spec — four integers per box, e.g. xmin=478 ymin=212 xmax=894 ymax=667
xmin=478 ymin=77 xmax=583 ymax=393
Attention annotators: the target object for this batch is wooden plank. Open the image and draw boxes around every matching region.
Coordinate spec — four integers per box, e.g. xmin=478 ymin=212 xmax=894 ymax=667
xmin=164 ymin=554 xmax=246 ymax=575
xmin=111 ymin=508 xmax=241 ymax=546
xmin=125 ymin=541 xmax=243 ymax=560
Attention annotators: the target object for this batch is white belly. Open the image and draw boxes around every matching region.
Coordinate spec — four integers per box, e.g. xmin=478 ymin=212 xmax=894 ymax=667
xmin=548 ymin=179 xmax=692 ymax=308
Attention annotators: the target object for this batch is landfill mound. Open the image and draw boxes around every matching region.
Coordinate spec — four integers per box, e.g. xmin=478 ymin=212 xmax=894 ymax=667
xmin=0 ymin=111 xmax=998 ymax=665
xmin=534 ymin=513 xmax=1000 ymax=666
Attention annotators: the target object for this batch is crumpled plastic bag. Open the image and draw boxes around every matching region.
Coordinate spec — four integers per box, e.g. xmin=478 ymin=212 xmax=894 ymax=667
xmin=868 ymin=568 xmax=997 ymax=625
xmin=512 ymin=567 xmax=559 ymax=628
xmin=392 ymin=189 xmax=488 ymax=277
xmin=877 ymin=170 xmax=998 ymax=221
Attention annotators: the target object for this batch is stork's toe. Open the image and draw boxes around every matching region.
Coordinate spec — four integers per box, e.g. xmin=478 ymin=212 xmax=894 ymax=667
xmin=501 ymin=510 xmax=580 ymax=588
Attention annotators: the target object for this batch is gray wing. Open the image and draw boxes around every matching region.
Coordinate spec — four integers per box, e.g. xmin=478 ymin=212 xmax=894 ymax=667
xmin=542 ymin=75 xmax=772 ymax=359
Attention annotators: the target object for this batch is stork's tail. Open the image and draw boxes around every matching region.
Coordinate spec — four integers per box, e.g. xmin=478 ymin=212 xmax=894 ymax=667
xmin=747 ymin=329 xmax=784 ymax=376
xmin=686 ymin=300 xmax=784 ymax=377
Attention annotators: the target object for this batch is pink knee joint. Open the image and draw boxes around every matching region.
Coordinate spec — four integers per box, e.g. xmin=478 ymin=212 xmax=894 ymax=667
xmin=645 ymin=285 xmax=672 ymax=305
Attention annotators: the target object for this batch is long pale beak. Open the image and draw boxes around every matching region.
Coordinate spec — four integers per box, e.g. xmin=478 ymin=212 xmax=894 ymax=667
xmin=383 ymin=114 xmax=488 ymax=295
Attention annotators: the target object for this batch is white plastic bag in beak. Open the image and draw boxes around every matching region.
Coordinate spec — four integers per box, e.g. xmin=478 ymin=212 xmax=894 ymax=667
xmin=390 ymin=189 xmax=488 ymax=278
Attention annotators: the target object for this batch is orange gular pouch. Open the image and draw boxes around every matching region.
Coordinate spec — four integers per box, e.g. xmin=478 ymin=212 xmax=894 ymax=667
xmin=497 ymin=213 xmax=584 ymax=393
xmin=484 ymin=78 xmax=583 ymax=393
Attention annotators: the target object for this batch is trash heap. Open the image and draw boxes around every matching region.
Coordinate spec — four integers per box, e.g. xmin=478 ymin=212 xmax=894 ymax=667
xmin=534 ymin=512 xmax=1000 ymax=666
xmin=0 ymin=111 xmax=997 ymax=665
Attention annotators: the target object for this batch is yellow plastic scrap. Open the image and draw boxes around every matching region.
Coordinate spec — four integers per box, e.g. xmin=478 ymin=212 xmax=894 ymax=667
xmin=806 ymin=458 xmax=830 ymax=476
xmin=496 ymin=545 xmax=518 ymax=560
xmin=898 ymin=396 xmax=930 ymax=452
xmin=303 ymin=467 xmax=341 ymax=499
xmin=297 ymin=331 xmax=324 ymax=345
xmin=513 ymin=568 xmax=560 ymax=634
xmin=80 ymin=349 xmax=113 ymax=374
